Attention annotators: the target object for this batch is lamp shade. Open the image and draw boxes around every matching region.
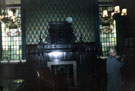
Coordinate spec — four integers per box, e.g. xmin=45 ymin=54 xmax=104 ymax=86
xmin=121 ymin=8 xmax=127 ymax=16
xmin=103 ymin=10 xmax=108 ymax=17
xmin=114 ymin=6 xmax=120 ymax=13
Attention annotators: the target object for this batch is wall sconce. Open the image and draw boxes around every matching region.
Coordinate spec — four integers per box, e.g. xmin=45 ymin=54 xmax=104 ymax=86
xmin=102 ymin=6 xmax=127 ymax=18
xmin=121 ymin=8 xmax=127 ymax=16
xmin=114 ymin=6 xmax=120 ymax=14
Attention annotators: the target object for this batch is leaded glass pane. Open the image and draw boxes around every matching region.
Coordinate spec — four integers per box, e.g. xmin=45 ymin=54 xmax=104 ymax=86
xmin=1 ymin=7 xmax=22 ymax=61
xmin=99 ymin=6 xmax=117 ymax=57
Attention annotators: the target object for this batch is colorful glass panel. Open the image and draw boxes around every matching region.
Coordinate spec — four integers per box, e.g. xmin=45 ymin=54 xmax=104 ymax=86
xmin=99 ymin=6 xmax=117 ymax=56
xmin=1 ymin=7 xmax=22 ymax=61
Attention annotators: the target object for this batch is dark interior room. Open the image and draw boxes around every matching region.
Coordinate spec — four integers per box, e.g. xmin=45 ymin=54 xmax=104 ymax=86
xmin=0 ymin=0 xmax=135 ymax=91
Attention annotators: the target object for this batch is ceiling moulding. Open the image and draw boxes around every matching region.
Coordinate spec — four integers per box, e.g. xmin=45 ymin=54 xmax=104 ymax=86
xmin=5 ymin=0 xmax=21 ymax=5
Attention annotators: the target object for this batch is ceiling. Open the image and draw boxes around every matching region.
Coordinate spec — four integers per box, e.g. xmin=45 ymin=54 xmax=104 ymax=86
xmin=4 ymin=0 xmax=112 ymax=5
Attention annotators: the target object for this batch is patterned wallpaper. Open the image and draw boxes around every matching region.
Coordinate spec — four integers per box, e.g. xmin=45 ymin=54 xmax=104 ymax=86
xmin=23 ymin=0 xmax=96 ymax=44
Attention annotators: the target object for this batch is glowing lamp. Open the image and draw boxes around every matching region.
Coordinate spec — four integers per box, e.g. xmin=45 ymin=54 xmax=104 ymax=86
xmin=121 ymin=8 xmax=127 ymax=16
xmin=114 ymin=6 xmax=120 ymax=14
xmin=103 ymin=10 xmax=108 ymax=17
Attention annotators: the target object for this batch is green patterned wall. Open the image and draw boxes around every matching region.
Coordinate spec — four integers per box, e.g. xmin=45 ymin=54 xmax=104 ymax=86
xmin=23 ymin=0 xmax=96 ymax=44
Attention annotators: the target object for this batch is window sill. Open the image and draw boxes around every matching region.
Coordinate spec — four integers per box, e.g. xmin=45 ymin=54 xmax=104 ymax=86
xmin=0 ymin=60 xmax=26 ymax=64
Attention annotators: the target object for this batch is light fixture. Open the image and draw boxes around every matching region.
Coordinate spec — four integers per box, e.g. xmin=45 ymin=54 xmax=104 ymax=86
xmin=66 ymin=17 xmax=73 ymax=23
xmin=103 ymin=10 xmax=108 ymax=17
xmin=102 ymin=5 xmax=127 ymax=18
xmin=114 ymin=6 xmax=120 ymax=14
xmin=0 ymin=0 xmax=17 ymax=23
xmin=100 ymin=4 xmax=127 ymax=33
xmin=121 ymin=8 xmax=127 ymax=16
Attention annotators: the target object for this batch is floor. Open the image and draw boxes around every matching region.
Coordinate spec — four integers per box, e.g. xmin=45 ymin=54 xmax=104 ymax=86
xmin=0 ymin=58 xmax=135 ymax=91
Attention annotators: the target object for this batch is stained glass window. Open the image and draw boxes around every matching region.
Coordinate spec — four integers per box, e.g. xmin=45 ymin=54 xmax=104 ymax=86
xmin=1 ymin=7 xmax=22 ymax=61
xmin=99 ymin=6 xmax=117 ymax=56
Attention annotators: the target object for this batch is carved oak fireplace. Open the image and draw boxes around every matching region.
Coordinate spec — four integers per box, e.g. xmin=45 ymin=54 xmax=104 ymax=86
xmin=27 ymin=21 xmax=98 ymax=87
